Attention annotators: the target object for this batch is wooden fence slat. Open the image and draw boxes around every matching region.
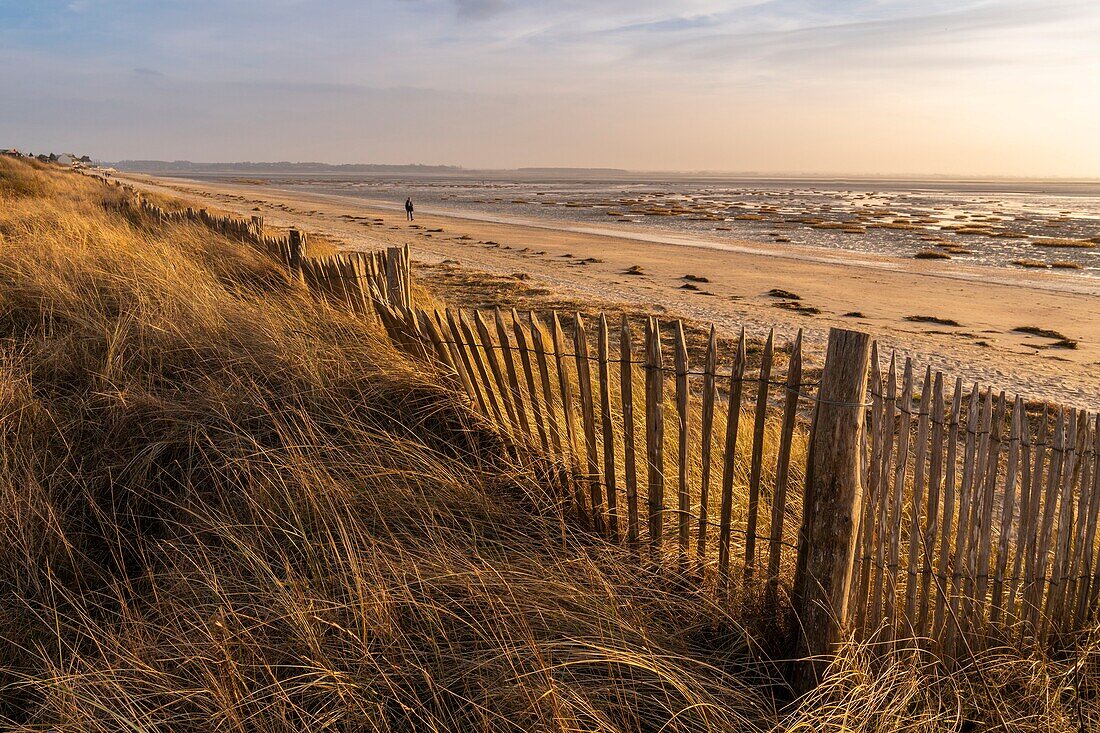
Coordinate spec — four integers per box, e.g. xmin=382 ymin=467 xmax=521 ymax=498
xmin=621 ymin=316 xmax=640 ymax=547
xmin=574 ymin=314 xmax=604 ymax=535
xmin=697 ymin=326 xmax=719 ymax=561
xmin=440 ymin=310 xmax=479 ymax=411
xmin=1006 ymin=407 xmax=1034 ymax=623
xmin=597 ymin=314 xmax=619 ymax=542
xmin=917 ymin=371 xmax=946 ymax=641
xmin=871 ymin=353 xmax=897 ymax=639
xmin=339 ymin=256 xmax=358 ymax=309
xmin=886 ymin=358 xmax=913 ymax=644
xmin=718 ymin=329 xmax=747 ymax=592
xmin=1017 ymin=407 xmax=1048 ymax=638
xmin=528 ymin=312 xmax=566 ymax=458
xmin=674 ymin=320 xmax=691 ymax=562
xmin=418 ymin=309 xmax=456 ymax=373
xmin=1074 ymin=415 xmax=1100 ymax=627
xmin=903 ymin=365 xmax=932 ymax=643
xmin=351 ymin=253 xmax=373 ymax=314
xmin=529 ymin=312 xmax=572 ymax=514
xmin=402 ymin=243 xmax=412 ymax=308
xmin=1047 ymin=411 xmax=1084 ymax=636
xmin=645 ymin=317 xmax=666 ymax=559
xmin=335 ymin=256 xmax=355 ymax=311
xmin=493 ymin=308 xmax=530 ymax=438
xmin=473 ymin=310 xmax=518 ymax=432
xmin=384 ymin=245 xmax=408 ymax=309
xmin=972 ymin=391 xmax=1006 ymax=643
xmin=745 ymin=329 xmax=774 ymax=584
xmin=401 ymin=305 xmax=432 ymax=363
xmin=946 ymin=384 xmax=981 ymax=654
xmin=353 ymin=255 xmax=372 ymax=312
xmin=513 ymin=309 xmax=551 ymax=455
xmin=1046 ymin=409 xmax=1080 ymax=638
xmin=461 ymin=310 xmax=508 ymax=428
xmin=1061 ymin=412 xmax=1092 ymax=632
xmin=377 ymin=294 xmax=403 ymax=342
xmin=963 ymin=388 xmax=994 ymax=617
xmin=990 ymin=397 xmax=1023 ymax=626
xmin=444 ymin=309 xmax=488 ymax=417
xmin=937 ymin=376 xmax=963 ymax=638
xmin=768 ymin=330 xmax=802 ymax=608
xmin=855 ymin=341 xmax=883 ymax=636
xmin=300 ymin=257 xmax=318 ymax=293
xmin=1025 ymin=405 xmax=1051 ymax=633
xmin=1078 ymin=415 xmax=1100 ymax=625
xmin=328 ymin=257 xmax=345 ymax=302
xmin=552 ymin=312 xmax=586 ymax=521
xmin=1032 ymin=410 xmax=1066 ymax=643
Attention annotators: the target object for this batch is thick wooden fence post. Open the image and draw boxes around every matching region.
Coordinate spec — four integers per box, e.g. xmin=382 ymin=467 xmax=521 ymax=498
xmin=385 ymin=246 xmax=410 ymax=309
xmin=791 ymin=327 xmax=872 ymax=694
xmin=288 ymin=229 xmax=304 ymax=274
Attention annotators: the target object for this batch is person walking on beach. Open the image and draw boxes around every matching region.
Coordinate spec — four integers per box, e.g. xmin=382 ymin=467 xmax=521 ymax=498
xmin=405 ymin=197 xmax=414 ymax=221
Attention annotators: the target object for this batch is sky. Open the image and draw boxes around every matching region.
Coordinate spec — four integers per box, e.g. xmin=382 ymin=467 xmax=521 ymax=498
xmin=2 ymin=0 xmax=1099 ymax=177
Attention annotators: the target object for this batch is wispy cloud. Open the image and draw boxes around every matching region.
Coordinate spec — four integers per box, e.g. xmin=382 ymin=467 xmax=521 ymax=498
xmin=2 ymin=0 xmax=1098 ymax=174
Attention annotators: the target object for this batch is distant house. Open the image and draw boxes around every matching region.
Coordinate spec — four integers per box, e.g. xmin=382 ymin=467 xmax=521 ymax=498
xmin=9 ymin=150 xmax=90 ymax=166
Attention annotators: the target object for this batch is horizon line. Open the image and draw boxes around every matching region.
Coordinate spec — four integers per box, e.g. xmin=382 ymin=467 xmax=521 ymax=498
xmin=104 ymin=158 xmax=1100 ymax=183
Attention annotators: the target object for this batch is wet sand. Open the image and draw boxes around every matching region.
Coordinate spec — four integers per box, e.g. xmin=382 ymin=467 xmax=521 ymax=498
xmin=119 ymin=172 xmax=1100 ymax=410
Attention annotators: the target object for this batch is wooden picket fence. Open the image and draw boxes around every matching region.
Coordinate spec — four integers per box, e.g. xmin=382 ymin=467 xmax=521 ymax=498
xmin=100 ymin=174 xmax=1100 ymax=677
xmin=371 ymin=295 xmax=1100 ymax=662
xmin=108 ymin=182 xmax=414 ymax=312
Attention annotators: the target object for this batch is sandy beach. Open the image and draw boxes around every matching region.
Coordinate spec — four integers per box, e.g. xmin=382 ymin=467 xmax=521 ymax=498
xmin=120 ymin=172 xmax=1100 ymax=410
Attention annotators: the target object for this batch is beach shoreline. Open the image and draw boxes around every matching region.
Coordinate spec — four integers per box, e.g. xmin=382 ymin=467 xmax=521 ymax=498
xmin=118 ymin=171 xmax=1100 ymax=409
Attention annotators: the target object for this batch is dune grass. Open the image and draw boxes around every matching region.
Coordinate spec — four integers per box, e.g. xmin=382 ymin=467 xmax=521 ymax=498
xmin=1 ymin=157 xmax=1099 ymax=731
